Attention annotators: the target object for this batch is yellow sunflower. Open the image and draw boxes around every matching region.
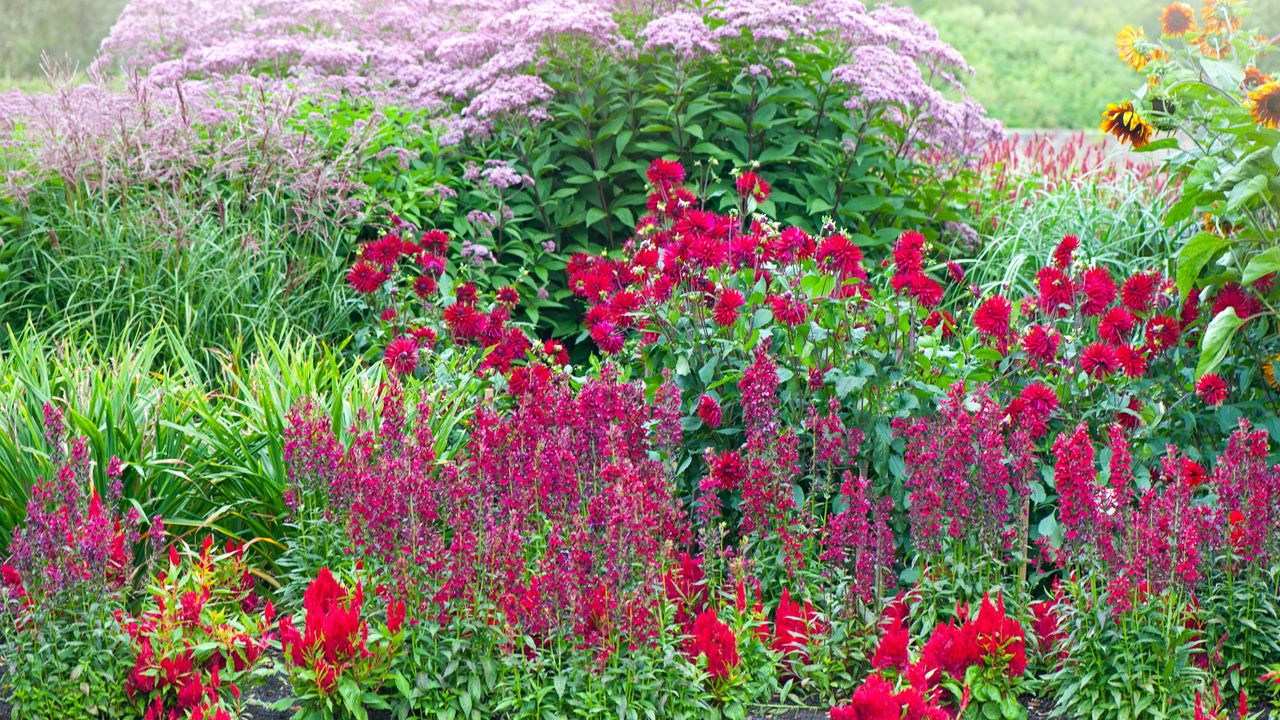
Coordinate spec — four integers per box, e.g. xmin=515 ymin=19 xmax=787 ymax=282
xmin=1101 ymin=102 xmax=1155 ymax=148
xmin=1248 ymin=81 xmax=1280 ymax=129
xmin=1117 ymin=26 xmax=1153 ymax=71
xmin=1265 ymin=355 xmax=1280 ymax=390
xmin=1161 ymin=3 xmax=1196 ymax=36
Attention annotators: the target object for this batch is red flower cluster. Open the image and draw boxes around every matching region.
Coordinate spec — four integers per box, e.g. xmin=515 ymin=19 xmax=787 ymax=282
xmin=890 ymin=230 xmax=944 ymax=307
xmin=345 ymin=220 xmax=532 ymax=375
xmin=920 ymin=595 xmax=1027 ymax=681
xmin=1195 ymin=373 xmax=1229 ymax=406
xmin=278 ymin=568 xmax=399 ymax=696
xmin=830 ymin=673 xmax=949 ymax=720
xmin=696 ymin=394 xmax=723 ymax=428
xmin=3 ymin=404 xmax=139 ymax=606
xmin=570 ymin=160 xmax=871 ymax=355
xmin=1050 ymin=419 xmax=1280 ymax=614
xmin=124 ymin=537 xmax=272 ymax=720
xmin=1029 ymin=595 xmax=1064 ymax=656
xmin=772 ymin=588 xmax=824 ymax=660
xmin=285 ymin=369 xmax=689 ymax=655
xmin=848 ymin=594 xmax=1026 ymax=719
xmin=1019 ymin=242 xmax=1200 ymax=385
xmin=685 ymin=608 xmax=739 ymax=682
xmin=894 ymin=384 xmax=1038 ymax=559
xmin=735 ymin=170 xmax=771 ymax=202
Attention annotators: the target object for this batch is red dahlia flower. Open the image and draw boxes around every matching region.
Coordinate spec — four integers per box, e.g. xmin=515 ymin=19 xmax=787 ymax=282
xmin=1195 ymin=373 xmax=1228 ymax=406
xmin=735 ymin=171 xmax=771 ymax=202
xmin=454 ymin=282 xmax=478 ymax=306
xmin=892 ymin=231 xmax=927 ymax=279
xmin=1212 ymin=282 xmax=1262 ymax=319
xmin=1021 ymin=325 xmax=1060 ymax=366
xmin=1080 ymin=267 xmax=1116 ymax=316
xmin=496 ymin=286 xmax=520 ymax=305
xmin=713 ymin=287 xmax=745 ymax=326
xmin=817 ymin=233 xmax=867 ymax=279
xmin=1098 ymin=307 xmax=1137 ymax=344
xmin=412 ymin=275 xmax=437 ymax=299
xmin=696 ymin=394 xmax=722 ymax=428
xmin=589 ymin=321 xmax=625 ymax=354
xmin=1036 ymin=266 xmax=1074 ymax=317
xmin=1120 ymin=272 xmax=1158 ymax=315
xmin=1144 ymin=314 xmax=1182 ymax=353
xmin=1115 ymin=344 xmax=1148 ymax=378
xmin=1080 ymin=342 xmax=1119 ymax=378
xmin=646 ymin=158 xmax=685 ymax=189
xmin=973 ymin=295 xmax=1012 ymax=340
xmin=420 ymin=229 xmax=450 ymax=255
xmin=906 ymin=273 xmax=944 ymax=307
xmin=1019 ymin=382 xmax=1059 ymax=416
xmin=923 ymin=310 xmax=956 ymax=338
xmin=768 ymin=293 xmax=808 ymax=327
xmin=346 ymin=261 xmax=388 ymax=294
xmin=378 ymin=335 xmax=419 ymax=376
xmin=1052 ymin=234 xmax=1079 ymax=269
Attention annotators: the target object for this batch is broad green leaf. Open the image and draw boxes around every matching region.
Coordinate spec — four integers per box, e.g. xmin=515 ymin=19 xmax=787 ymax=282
xmin=1197 ymin=308 xmax=1244 ymax=378
xmin=1242 ymin=247 xmax=1280 ymax=286
xmin=1175 ymin=232 xmax=1229 ymax=297
xmin=1225 ymin=173 xmax=1268 ymax=212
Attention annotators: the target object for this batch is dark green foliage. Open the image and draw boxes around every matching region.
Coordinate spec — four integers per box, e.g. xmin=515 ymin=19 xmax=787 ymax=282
xmin=0 ymin=598 xmax=131 ymax=719
xmin=452 ymin=36 xmax=973 ymax=337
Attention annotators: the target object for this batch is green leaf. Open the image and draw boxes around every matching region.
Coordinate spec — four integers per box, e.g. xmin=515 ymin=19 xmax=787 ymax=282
xmin=1242 ymin=247 xmax=1280 ymax=286
xmin=675 ymin=355 xmax=690 ymax=377
xmin=337 ymin=676 xmax=366 ymax=719
xmin=1197 ymin=308 xmax=1244 ymax=378
xmin=1176 ymin=232 xmax=1229 ymax=298
xmin=1164 ymin=189 xmax=1203 ymax=226
xmin=1200 ymin=58 xmax=1245 ymax=93
xmin=1131 ymin=137 xmax=1179 ymax=153
xmin=1225 ymin=174 xmax=1268 ymax=212
xmin=1037 ymin=514 xmax=1060 ymax=544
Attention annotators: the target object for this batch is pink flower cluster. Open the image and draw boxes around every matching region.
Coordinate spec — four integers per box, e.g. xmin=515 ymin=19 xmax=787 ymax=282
xmin=1052 ymin=419 xmax=1280 ymax=614
xmin=975 ymin=131 xmax=1172 ymax=205
xmin=84 ymin=0 xmax=998 ymax=157
xmin=893 ymin=384 xmax=1036 ymax=559
xmin=284 ymin=367 xmax=689 ymax=654
xmin=2 ymin=404 xmax=139 ymax=607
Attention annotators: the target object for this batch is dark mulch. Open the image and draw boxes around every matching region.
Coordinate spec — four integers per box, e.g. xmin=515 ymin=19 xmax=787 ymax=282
xmin=1026 ymin=695 xmax=1055 ymax=720
xmin=749 ymin=709 xmax=827 ymax=720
